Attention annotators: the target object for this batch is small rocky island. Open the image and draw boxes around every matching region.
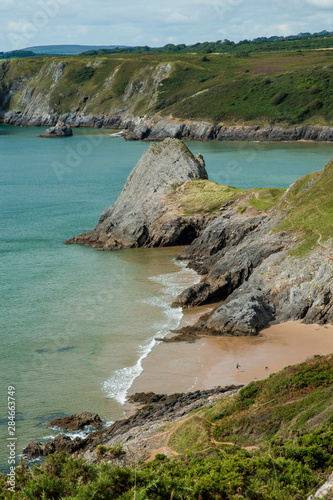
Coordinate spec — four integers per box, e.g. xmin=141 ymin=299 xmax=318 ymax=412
xmin=39 ymin=121 xmax=73 ymax=138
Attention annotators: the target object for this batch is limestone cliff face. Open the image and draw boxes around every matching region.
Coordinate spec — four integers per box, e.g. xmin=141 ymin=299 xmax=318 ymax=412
xmin=2 ymin=57 xmax=333 ymax=142
xmin=65 ymin=138 xmax=210 ymax=249
xmin=125 ymin=118 xmax=333 ymax=142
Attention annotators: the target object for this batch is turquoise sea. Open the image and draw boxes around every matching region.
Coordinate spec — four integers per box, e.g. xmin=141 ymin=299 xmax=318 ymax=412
xmin=1 ymin=124 xmax=333 ymax=472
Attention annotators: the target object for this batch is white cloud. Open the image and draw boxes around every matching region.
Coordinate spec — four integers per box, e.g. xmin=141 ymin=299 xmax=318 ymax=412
xmin=6 ymin=20 xmax=31 ymax=34
xmin=0 ymin=0 xmax=14 ymax=10
xmin=306 ymin=0 xmax=333 ymax=7
xmin=0 ymin=0 xmax=332 ymax=52
xmin=164 ymin=11 xmax=193 ymax=23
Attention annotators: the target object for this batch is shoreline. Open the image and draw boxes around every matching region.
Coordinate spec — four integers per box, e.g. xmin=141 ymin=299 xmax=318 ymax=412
xmin=2 ymin=116 xmax=333 ymax=143
xmin=127 ymin=320 xmax=333 ymax=401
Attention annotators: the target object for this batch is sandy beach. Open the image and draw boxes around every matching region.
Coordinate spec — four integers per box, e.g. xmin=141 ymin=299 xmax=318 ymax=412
xmin=129 ymin=320 xmax=333 ymax=396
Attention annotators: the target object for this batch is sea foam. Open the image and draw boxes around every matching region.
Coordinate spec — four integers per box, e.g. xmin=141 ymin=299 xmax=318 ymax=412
xmin=102 ymin=260 xmax=200 ymax=404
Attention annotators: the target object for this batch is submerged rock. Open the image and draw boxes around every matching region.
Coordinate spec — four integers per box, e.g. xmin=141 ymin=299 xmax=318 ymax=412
xmin=65 ymin=138 xmax=209 ymax=249
xmin=39 ymin=121 xmax=73 ymax=138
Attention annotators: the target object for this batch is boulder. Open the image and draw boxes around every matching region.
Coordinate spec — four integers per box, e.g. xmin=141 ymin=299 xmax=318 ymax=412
xmin=23 ymin=435 xmax=84 ymax=459
xmin=46 ymin=411 xmax=103 ymax=431
xmin=39 ymin=121 xmax=73 ymax=138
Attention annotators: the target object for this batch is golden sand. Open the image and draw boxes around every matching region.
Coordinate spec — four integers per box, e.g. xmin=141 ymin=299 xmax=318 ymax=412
xmin=129 ymin=321 xmax=333 ymax=396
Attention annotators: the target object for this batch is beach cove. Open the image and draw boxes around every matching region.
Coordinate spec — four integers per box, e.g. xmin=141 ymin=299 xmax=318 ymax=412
xmin=130 ymin=320 xmax=333 ymax=397
xmin=1 ymin=124 xmax=333 ymax=472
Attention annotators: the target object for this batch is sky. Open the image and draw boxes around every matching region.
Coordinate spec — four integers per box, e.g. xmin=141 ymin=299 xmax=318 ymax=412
xmin=1 ymin=0 xmax=333 ymax=52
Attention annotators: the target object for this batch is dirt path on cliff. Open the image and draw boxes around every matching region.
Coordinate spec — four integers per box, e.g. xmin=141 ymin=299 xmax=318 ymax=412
xmin=146 ymin=410 xmax=259 ymax=461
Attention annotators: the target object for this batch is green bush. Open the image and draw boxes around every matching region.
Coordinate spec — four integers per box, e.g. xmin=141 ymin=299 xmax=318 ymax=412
xmin=270 ymin=90 xmax=288 ymax=105
xmin=67 ymin=66 xmax=95 ymax=84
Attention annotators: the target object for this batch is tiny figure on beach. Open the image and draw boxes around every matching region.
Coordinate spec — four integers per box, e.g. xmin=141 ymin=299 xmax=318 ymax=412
xmin=236 ymin=363 xmax=241 ymax=373
xmin=265 ymin=366 xmax=269 ymax=370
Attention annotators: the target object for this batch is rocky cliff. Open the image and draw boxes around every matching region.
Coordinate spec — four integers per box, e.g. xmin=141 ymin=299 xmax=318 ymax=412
xmin=65 ymin=138 xmax=210 ymax=249
xmin=66 ymin=138 xmax=333 ymax=335
xmin=124 ymin=118 xmax=333 ymax=142
xmin=172 ymin=160 xmax=333 ymax=337
xmin=2 ymin=55 xmax=333 ymax=142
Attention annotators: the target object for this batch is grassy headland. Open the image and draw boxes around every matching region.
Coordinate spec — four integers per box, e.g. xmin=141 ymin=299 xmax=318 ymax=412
xmin=167 ymin=155 xmax=333 ymax=256
xmin=276 ymin=158 xmax=333 ymax=255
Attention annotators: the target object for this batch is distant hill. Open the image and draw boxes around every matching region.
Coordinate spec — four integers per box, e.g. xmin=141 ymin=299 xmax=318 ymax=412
xmin=23 ymin=44 xmax=128 ymax=56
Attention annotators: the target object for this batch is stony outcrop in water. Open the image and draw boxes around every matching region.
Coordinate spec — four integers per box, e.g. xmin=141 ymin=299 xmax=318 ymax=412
xmin=46 ymin=411 xmax=103 ymax=431
xmin=39 ymin=121 xmax=73 ymax=138
xmin=23 ymin=435 xmax=84 ymax=459
xmin=65 ymin=138 xmax=210 ymax=250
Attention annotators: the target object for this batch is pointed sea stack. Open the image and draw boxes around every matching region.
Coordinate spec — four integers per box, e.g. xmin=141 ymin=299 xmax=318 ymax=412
xmin=65 ymin=138 xmax=209 ymax=249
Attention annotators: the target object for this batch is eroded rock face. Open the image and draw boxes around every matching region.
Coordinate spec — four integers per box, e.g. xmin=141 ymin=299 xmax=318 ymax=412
xmin=46 ymin=411 xmax=103 ymax=431
xmin=39 ymin=121 xmax=73 ymax=138
xmin=171 ymin=207 xmax=333 ymax=338
xmin=65 ymin=138 xmax=209 ymax=250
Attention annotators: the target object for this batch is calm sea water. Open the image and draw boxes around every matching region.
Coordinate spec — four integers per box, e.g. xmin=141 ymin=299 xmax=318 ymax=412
xmin=1 ymin=124 xmax=333 ymax=472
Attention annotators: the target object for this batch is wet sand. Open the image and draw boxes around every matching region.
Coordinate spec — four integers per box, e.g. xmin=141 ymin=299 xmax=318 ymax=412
xmin=129 ymin=321 xmax=333 ymax=396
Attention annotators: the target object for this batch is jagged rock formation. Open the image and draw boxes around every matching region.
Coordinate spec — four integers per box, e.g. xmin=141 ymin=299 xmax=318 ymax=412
xmin=66 ymin=139 xmax=333 ymax=335
xmin=23 ymin=435 xmax=83 ymax=459
xmin=39 ymin=121 xmax=73 ymax=137
xmin=65 ymin=138 xmax=210 ymax=250
xmin=171 ymin=163 xmax=333 ymax=337
xmin=23 ymin=386 xmax=241 ymax=462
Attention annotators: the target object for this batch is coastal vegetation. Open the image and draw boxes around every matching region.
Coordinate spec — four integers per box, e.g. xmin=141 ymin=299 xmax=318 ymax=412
xmin=276 ymin=158 xmax=333 ymax=255
xmin=81 ymin=31 xmax=333 ymax=56
xmin=1 ymin=354 xmax=332 ymax=499
xmin=169 ymin=180 xmax=286 ymax=216
xmin=169 ymin=156 xmax=333 ymax=256
xmin=1 ymin=46 xmax=333 ymax=126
